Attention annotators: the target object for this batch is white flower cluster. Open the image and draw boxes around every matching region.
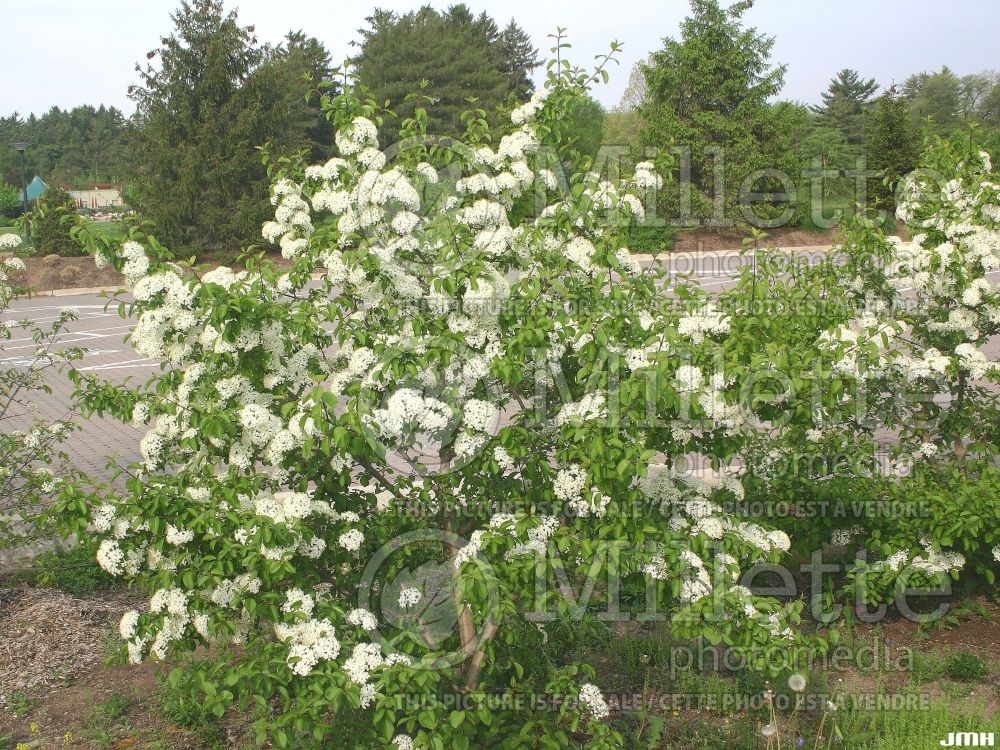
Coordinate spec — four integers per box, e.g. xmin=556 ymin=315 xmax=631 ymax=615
xmin=346 ymin=608 xmax=378 ymax=631
xmin=632 ymin=161 xmax=663 ymax=191
xmin=263 ymin=179 xmax=314 ymax=258
xmin=462 ymin=398 xmax=500 ymax=432
xmin=871 ymin=539 xmax=965 ymax=577
xmin=274 ymin=617 xmax=341 ymax=676
xmin=578 ymin=682 xmax=610 ymax=720
xmin=555 ymin=392 xmax=606 ymax=426
xmin=510 ymin=86 xmax=551 ymax=125
xmin=140 ymin=586 xmax=192 ymax=661
xmin=817 ymin=313 xmax=900 ymax=380
xmin=398 ymin=587 xmax=422 ymax=609
xmin=677 ymin=549 xmax=714 ymax=604
xmin=677 ymin=301 xmax=730 ymax=344
xmin=955 ymin=342 xmax=997 ymax=379
xmin=342 ymin=642 xmax=412 ymax=706
xmin=551 ymin=464 xmax=610 ymax=516
xmin=372 ymin=388 xmax=451 ymax=439
xmin=119 ymin=241 xmax=150 ymax=284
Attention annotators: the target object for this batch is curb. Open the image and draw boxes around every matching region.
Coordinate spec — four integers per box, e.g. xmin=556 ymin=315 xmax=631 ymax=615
xmin=32 ymin=272 xmax=329 ymax=298
xmin=631 ymin=244 xmax=835 ymax=262
xmin=31 ymin=285 xmax=125 ymax=298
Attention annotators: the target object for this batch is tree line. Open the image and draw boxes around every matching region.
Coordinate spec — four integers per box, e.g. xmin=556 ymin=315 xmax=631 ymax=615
xmin=3 ymin=0 xmax=998 ymax=253
xmin=608 ymin=0 xmax=1000 ymax=228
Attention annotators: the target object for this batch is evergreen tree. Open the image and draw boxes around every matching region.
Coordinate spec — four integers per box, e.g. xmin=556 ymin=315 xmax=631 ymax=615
xmin=864 ymin=86 xmax=918 ymax=210
xmin=640 ymin=0 xmax=800 ymax=226
xmin=812 ymin=68 xmax=878 ymax=144
xmin=495 ymin=19 xmax=541 ymax=101
xmin=255 ymin=31 xmax=337 ymax=163
xmin=129 ymin=0 xmax=264 ymax=251
xmin=128 ymin=1 xmax=332 ymax=253
xmin=354 ymin=6 xmax=537 ymax=141
xmin=0 ymin=105 xmax=130 ymax=187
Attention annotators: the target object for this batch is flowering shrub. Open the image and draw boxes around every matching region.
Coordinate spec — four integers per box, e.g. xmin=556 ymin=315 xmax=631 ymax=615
xmin=60 ymin=31 xmax=1000 ymax=744
xmin=730 ymin=138 xmax=1000 ymax=598
xmin=61 ymin=47 xmax=823 ymax=749
xmin=833 ymin=141 xmax=1000 ymax=593
xmin=0 ymin=232 xmax=81 ymax=548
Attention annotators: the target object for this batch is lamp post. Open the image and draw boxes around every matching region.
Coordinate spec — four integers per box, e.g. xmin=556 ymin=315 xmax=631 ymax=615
xmin=10 ymin=142 xmax=30 ymax=245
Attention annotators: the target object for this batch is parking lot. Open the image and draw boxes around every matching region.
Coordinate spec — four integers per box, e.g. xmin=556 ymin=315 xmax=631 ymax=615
xmin=3 ymin=249 xmax=998 ymax=486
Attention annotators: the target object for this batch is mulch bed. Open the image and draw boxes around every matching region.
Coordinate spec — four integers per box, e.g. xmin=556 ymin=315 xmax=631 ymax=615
xmin=10 ymin=252 xmax=301 ymax=294
xmin=0 ymin=585 xmax=134 ymax=713
xmin=19 ymin=255 xmax=126 ymax=292
xmin=5 ymin=227 xmax=872 ymax=295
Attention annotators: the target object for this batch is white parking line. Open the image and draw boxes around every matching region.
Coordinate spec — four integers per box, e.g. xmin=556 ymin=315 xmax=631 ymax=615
xmin=1 ymin=324 xmax=135 ymax=351
xmin=2 ymin=303 xmax=115 ymax=314
xmin=79 ymin=357 xmax=154 ymax=372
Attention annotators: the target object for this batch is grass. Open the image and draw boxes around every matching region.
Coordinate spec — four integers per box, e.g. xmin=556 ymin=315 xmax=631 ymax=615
xmin=6 ymin=691 xmax=39 ymax=719
xmin=838 ymin=701 xmax=1000 ymax=750
xmin=82 ymin=690 xmax=135 ymax=749
xmin=793 ymin=187 xmax=900 ymax=235
xmin=573 ymin=611 xmax=1000 ymax=750
xmin=158 ymin=666 xmax=225 ymax=735
xmin=88 ymin=220 xmax=124 ymax=241
xmin=942 ymin=652 xmax=989 ymax=682
xmin=1 ymin=545 xmax=120 ymax=594
xmin=0 ymin=218 xmax=121 ymax=252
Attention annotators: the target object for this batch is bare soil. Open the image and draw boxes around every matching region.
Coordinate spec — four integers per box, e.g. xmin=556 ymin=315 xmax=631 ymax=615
xmin=17 ymin=256 xmax=125 ymax=293
xmin=12 ymin=252 xmax=297 ymax=294
xmin=672 ymin=226 xmax=842 ymax=253
xmin=8 ymin=225 xmax=897 ymax=295
xmin=0 ymin=586 xmax=249 ymax=749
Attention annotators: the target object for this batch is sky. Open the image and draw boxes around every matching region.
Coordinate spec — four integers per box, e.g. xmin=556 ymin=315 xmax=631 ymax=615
xmin=2 ymin=0 xmax=998 ymax=117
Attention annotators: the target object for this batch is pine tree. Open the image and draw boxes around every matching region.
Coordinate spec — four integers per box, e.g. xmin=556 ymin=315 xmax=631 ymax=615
xmin=812 ymin=68 xmax=878 ymax=144
xmin=864 ymin=86 xmax=918 ymax=210
xmin=495 ymin=20 xmax=541 ymax=101
xmin=254 ymin=31 xmax=337 ymax=164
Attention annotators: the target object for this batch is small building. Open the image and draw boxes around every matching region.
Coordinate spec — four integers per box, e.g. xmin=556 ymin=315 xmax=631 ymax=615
xmin=24 ymin=175 xmax=46 ymax=201
xmin=68 ymin=183 xmax=122 ymax=210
